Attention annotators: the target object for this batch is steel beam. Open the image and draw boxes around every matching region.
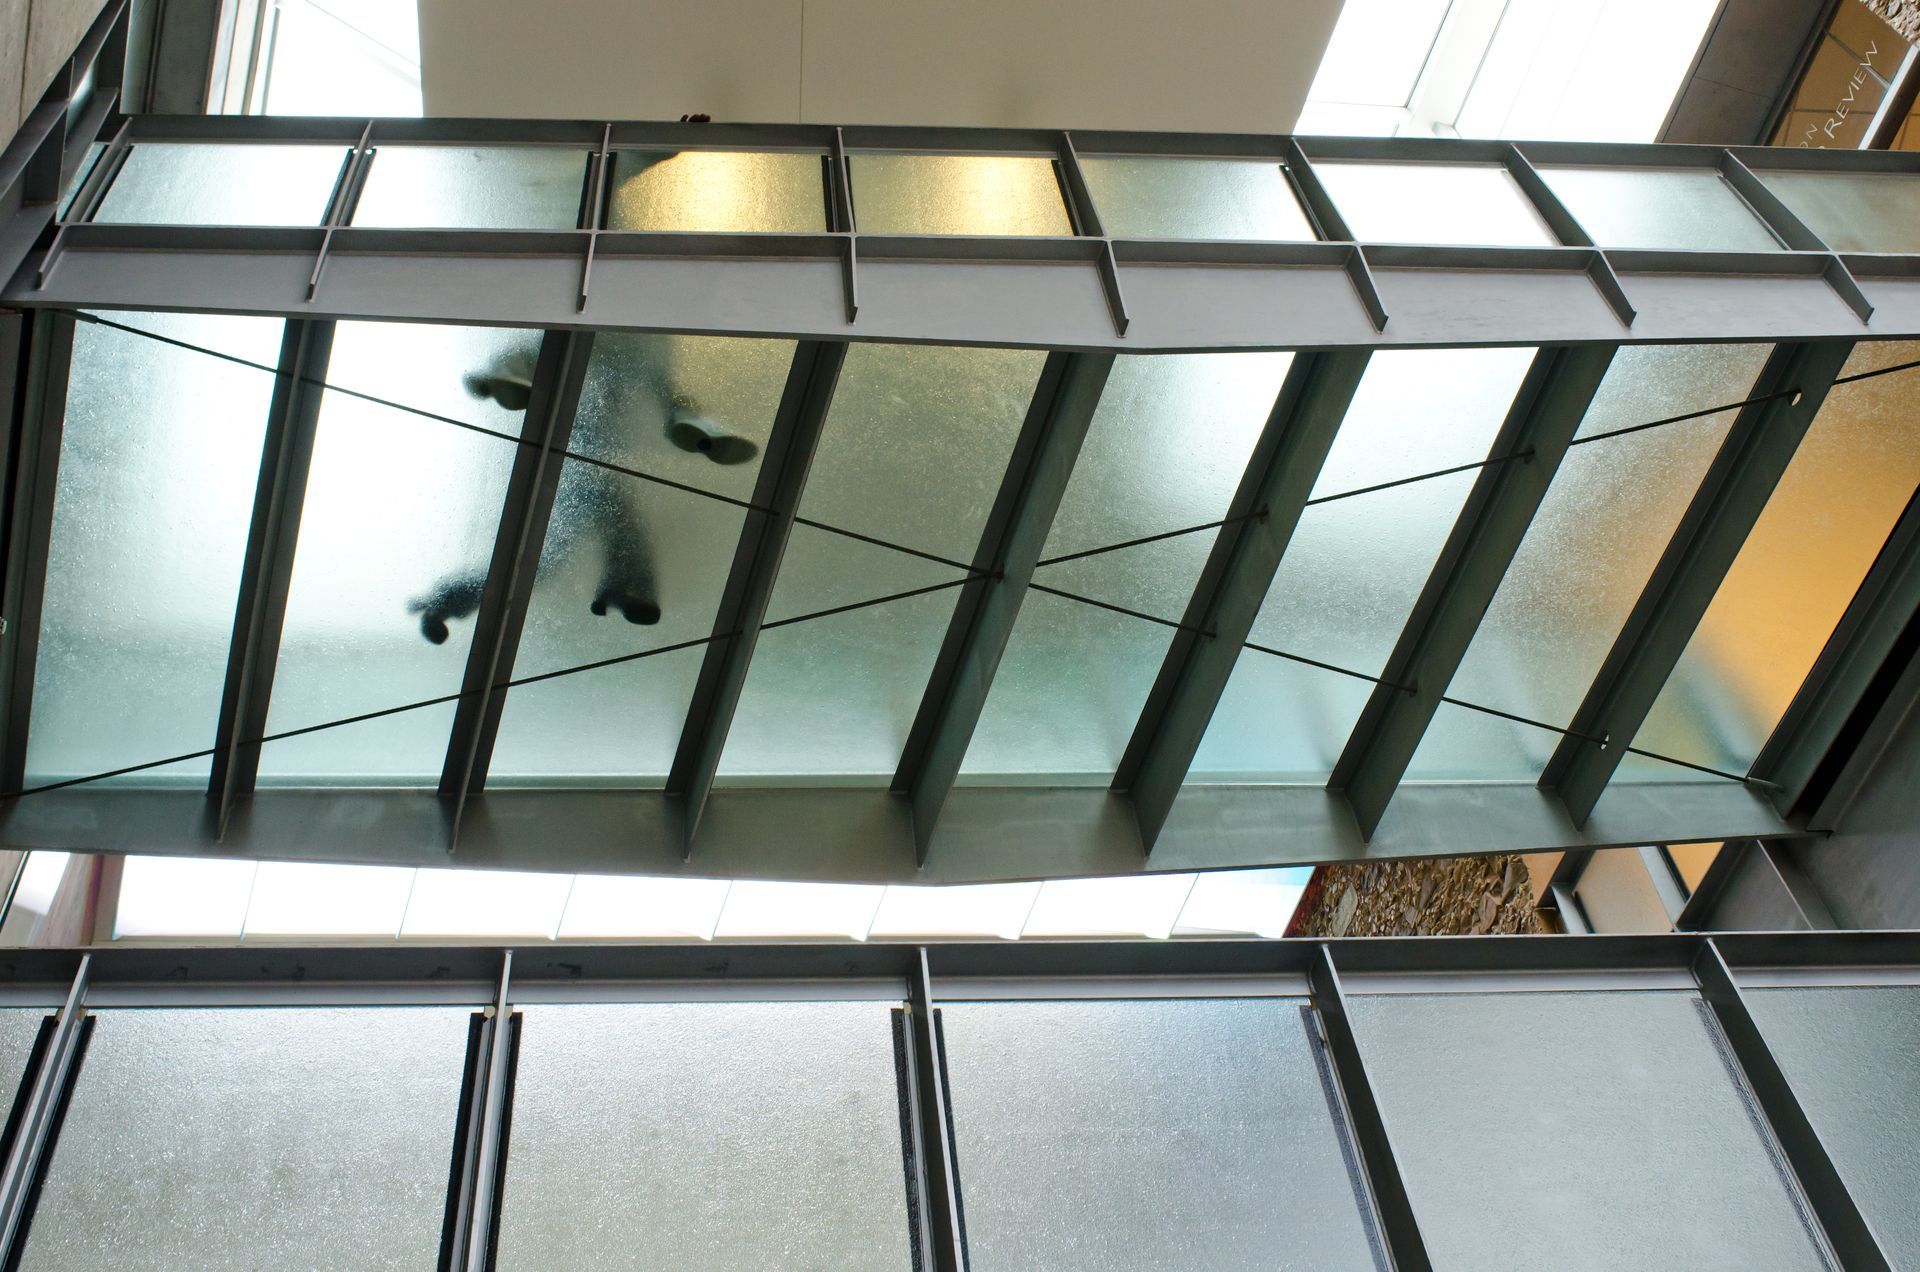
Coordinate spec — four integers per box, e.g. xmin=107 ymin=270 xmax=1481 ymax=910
xmin=0 ymin=312 xmax=75 ymax=792
xmin=1692 ymin=940 xmax=1890 ymax=1272
xmin=208 ymin=319 xmax=334 ymax=828
xmin=1332 ymin=345 xmax=1616 ymax=839
xmin=1307 ymin=945 xmax=1431 ymax=1272
xmin=906 ymin=949 xmax=966 ymax=1271
xmin=893 ymin=351 xmax=1114 ymax=861
xmin=1541 ymin=340 xmax=1855 ymax=826
xmin=0 ymin=955 xmax=86 ymax=1264
xmin=1114 ymin=350 xmax=1372 ymax=851
xmin=445 ymin=951 xmax=515 ymax=1272
xmin=668 ymin=340 xmax=847 ymax=854
xmin=1751 ymin=485 xmax=1920 ymax=818
xmin=440 ymin=330 xmax=594 ymax=840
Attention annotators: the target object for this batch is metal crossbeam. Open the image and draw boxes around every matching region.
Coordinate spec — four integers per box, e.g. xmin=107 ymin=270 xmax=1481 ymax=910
xmin=1307 ymin=945 xmax=1432 ymax=1272
xmin=1332 ymin=344 xmax=1617 ymax=839
xmin=440 ymin=330 xmax=594 ymax=842
xmin=1114 ymin=350 xmax=1372 ymax=852
xmin=0 ymin=312 xmax=76 ymax=791
xmin=208 ymin=319 xmax=335 ymax=830
xmin=1751 ymin=485 xmax=1920 ymax=818
xmin=1541 ymin=340 xmax=1855 ymax=826
xmin=893 ymin=351 xmax=1114 ymax=861
xmin=1692 ymin=940 xmax=1890 ymax=1271
xmin=668 ymin=340 xmax=847 ymax=853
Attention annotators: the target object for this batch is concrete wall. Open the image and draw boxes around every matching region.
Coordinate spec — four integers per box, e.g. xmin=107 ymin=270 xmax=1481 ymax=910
xmin=1661 ymin=0 xmax=1831 ymax=143
xmin=3 ymin=0 xmax=107 ymax=144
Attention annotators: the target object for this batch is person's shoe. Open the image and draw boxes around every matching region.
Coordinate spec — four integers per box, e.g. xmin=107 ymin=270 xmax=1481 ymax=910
xmin=666 ymin=412 xmax=759 ymax=465
xmin=590 ymin=587 xmax=662 ymax=625
xmin=464 ymin=372 xmax=533 ymax=412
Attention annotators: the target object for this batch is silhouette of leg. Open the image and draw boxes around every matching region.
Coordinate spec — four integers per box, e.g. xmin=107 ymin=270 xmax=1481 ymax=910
xmin=409 ymin=570 xmax=488 ymax=644
xmin=587 ymin=475 xmax=661 ymax=626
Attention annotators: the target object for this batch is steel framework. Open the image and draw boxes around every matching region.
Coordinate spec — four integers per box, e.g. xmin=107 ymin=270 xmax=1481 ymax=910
xmin=0 ymin=932 xmax=1907 ymax=1270
xmin=0 ymin=2 xmax=1918 ymax=880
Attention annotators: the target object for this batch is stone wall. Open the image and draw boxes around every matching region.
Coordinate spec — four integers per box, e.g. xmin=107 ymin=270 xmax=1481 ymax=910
xmin=1290 ymin=855 xmax=1553 ymax=937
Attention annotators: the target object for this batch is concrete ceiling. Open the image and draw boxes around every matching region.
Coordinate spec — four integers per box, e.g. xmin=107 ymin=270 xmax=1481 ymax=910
xmin=418 ymin=0 xmax=1343 ymax=133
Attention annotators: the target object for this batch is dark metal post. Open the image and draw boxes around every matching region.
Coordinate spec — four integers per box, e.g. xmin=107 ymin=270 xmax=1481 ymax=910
xmin=1541 ymin=340 xmax=1855 ymax=825
xmin=907 ymin=949 xmax=967 ymax=1271
xmin=440 ymin=329 xmax=595 ymax=845
xmin=893 ymin=351 xmax=1114 ymax=861
xmin=1692 ymin=939 xmax=1889 ymax=1271
xmin=0 ymin=954 xmax=87 ymax=1262
xmin=1307 ymin=945 xmax=1431 ymax=1272
xmin=1115 ymin=350 xmax=1372 ymax=850
xmin=0 ymin=311 xmax=76 ymax=791
xmin=208 ymin=319 xmax=336 ymax=830
xmin=668 ymin=340 xmax=847 ymax=853
xmin=1332 ymin=344 xmax=1616 ymax=838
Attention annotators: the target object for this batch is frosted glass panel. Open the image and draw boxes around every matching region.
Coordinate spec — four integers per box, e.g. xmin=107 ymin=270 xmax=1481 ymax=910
xmin=850 ymin=154 xmax=1073 ymax=235
xmin=608 ymin=150 xmax=827 ymax=232
xmin=1539 ymin=166 xmax=1783 ymax=252
xmin=496 ymin=1002 xmax=912 ymax=1270
xmin=351 ymin=145 xmax=589 ymax=229
xmin=21 ymin=1008 xmax=468 ymax=1271
xmin=1408 ymin=343 xmax=1772 ymax=779
xmin=27 ymin=312 xmax=281 ymax=787
xmin=1626 ymin=343 xmax=1920 ymax=780
xmin=1077 ymin=157 xmax=1317 ymax=240
xmin=1315 ymin=161 xmax=1556 ymax=245
xmin=1194 ymin=347 xmax=1533 ymax=780
xmin=964 ymin=352 xmax=1294 ymax=779
xmin=1347 ymin=991 xmax=1827 ymax=1272
xmin=722 ymin=344 xmax=1041 ymax=778
xmin=259 ymin=321 xmax=532 ymax=782
xmin=94 ymin=143 xmax=345 ymax=225
xmin=489 ymin=333 xmax=795 ymax=781
xmin=1759 ymin=171 xmax=1920 ymax=254
xmin=0 ymin=1010 xmax=45 ymax=1117
xmin=941 ymin=999 xmax=1381 ymax=1271
xmin=1747 ymin=986 xmax=1920 ymax=1265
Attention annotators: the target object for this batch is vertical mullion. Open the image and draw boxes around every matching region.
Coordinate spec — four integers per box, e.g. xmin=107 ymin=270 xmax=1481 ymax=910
xmin=447 ymin=950 xmax=516 ymax=1272
xmin=1692 ymin=939 xmax=1890 ymax=1271
xmin=207 ymin=318 xmax=336 ymax=830
xmin=1307 ymin=945 xmax=1431 ymax=1272
xmin=0 ymin=311 xmax=76 ymax=792
xmin=0 ymin=954 xmax=87 ymax=1265
xmin=439 ymin=329 xmax=594 ymax=844
xmin=907 ymin=949 xmax=966 ymax=1271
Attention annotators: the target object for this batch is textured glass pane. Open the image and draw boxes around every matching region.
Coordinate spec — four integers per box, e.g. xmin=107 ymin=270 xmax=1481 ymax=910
xmin=1625 ymin=343 xmax=1920 ymax=780
xmin=22 ymin=1008 xmax=468 ymax=1271
xmin=1194 ymin=347 xmax=1534 ymax=780
xmin=1315 ymin=161 xmax=1556 ymax=245
xmin=0 ymin=1010 xmax=45 ymax=1117
xmin=608 ymin=150 xmax=827 ymax=232
xmin=489 ymin=334 xmax=795 ymax=782
xmin=1539 ymin=166 xmax=1783 ymax=252
xmin=963 ymin=352 xmax=1294 ymax=780
xmin=1077 ymin=157 xmax=1316 ymax=240
xmin=1407 ymin=343 xmax=1772 ymax=778
xmin=555 ymin=874 xmax=730 ymax=938
xmin=849 ymin=154 xmax=1072 ymax=236
xmin=867 ymin=881 xmax=1041 ymax=939
xmin=94 ymin=142 xmax=345 ymax=225
xmin=497 ymin=1003 xmax=911 ymax=1270
xmin=401 ymin=868 xmax=572 ymax=936
xmin=711 ymin=881 xmax=884 ymax=938
xmin=258 ymin=321 xmax=533 ymax=782
xmin=942 ymin=999 xmax=1382 ymax=1272
xmin=1347 ymin=991 xmax=1826 ymax=1271
xmin=1747 ymin=986 xmax=1920 ymax=1265
xmin=1758 ymin=170 xmax=1920 ymax=256
xmin=115 ymin=856 xmax=255 ymax=938
xmin=26 ymin=312 xmax=281 ymax=787
xmin=351 ymin=145 xmax=589 ymax=229
xmin=721 ymin=344 xmax=1040 ymax=778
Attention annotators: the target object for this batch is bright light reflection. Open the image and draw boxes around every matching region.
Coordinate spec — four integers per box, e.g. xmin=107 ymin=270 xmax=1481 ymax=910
xmin=712 ymin=882 xmax=884 ymax=941
xmin=868 ymin=883 xmax=1043 ymax=941
xmin=1022 ymin=874 xmax=1199 ymax=940
xmin=11 ymin=852 xmax=71 ymax=917
xmin=114 ymin=856 xmax=256 ymax=939
xmin=1175 ymin=869 xmax=1309 ymax=938
xmin=557 ymin=875 xmax=732 ymax=940
xmin=243 ymin=862 xmax=415 ymax=938
xmin=1307 ymin=0 xmax=1455 ymax=107
xmin=400 ymin=869 xmax=573 ymax=938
